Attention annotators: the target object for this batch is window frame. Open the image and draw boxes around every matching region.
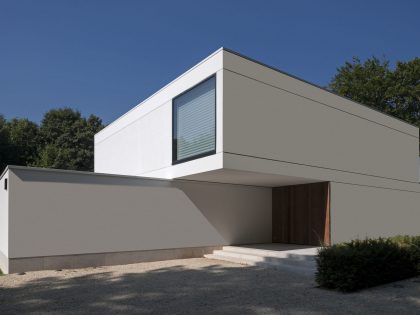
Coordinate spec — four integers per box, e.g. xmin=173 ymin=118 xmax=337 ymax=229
xmin=172 ymin=74 xmax=217 ymax=165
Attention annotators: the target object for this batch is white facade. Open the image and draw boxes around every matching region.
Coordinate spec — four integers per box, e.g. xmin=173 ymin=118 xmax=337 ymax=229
xmin=95 ymin=49 xmax=224 ymax=179
xmin=0 ymin=173 xmax=8 ymax=273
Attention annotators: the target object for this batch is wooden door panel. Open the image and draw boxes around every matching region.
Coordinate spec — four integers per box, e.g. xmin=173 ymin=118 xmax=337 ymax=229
xmin=272 ymin=182 xmax=330 ymax=246
xmin=272 ymin=187 xmax=289 ymax=243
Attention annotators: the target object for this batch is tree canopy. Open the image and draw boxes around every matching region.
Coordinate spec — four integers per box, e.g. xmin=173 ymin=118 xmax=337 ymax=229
xmin=329 ymin=56 xmax=420 ymax=127
xmin=0 ymin=108 xmax=104 ymax=172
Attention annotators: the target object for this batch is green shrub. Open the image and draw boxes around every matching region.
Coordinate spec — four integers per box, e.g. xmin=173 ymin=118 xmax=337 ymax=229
xmin=389 ymin=235 xmax=420 ymax=272
xmin=315 ymin=237 xmax=419 ymax=292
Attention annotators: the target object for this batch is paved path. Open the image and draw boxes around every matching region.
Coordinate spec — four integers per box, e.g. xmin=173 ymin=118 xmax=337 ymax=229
xmin=0 ymin=258 xmax=419 ymax=314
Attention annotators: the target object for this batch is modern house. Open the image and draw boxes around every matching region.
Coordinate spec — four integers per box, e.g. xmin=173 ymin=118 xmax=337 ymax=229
xmin=1 ymin=48 xmax=419 ymax=274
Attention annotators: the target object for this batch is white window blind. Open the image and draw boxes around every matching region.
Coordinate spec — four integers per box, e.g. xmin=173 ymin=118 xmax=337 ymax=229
xmin=173 ymin=76 xmax=216 ymax=162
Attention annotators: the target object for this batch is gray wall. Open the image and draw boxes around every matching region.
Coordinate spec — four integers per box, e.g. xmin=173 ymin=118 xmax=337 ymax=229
xmin=330 ymin=182 xmax=420 ymax=243
xmin=223 ymin=50 xmax=419 ymax=184
xmin=7 ymin=167 xmax=271 ymax=259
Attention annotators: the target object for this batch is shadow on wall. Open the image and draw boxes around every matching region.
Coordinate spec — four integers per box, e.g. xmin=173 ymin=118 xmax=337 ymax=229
xmin=0 ymin=261 xmax=419 ymax=314
xmin=175 ymin=181 xmax=272 ymax=245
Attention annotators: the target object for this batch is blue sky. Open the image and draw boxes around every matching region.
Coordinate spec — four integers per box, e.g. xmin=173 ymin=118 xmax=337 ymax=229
xmin=1 ymin=0 xmax=419 ymax=124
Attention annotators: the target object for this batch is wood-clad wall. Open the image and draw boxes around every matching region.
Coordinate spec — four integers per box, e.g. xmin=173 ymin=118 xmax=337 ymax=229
xmin=272 ymin=182 xmax=330 ymax=246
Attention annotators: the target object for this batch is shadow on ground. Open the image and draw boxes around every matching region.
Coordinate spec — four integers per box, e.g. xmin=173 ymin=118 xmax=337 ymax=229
xmin=0 ymin=259 xmax=419 ymax=314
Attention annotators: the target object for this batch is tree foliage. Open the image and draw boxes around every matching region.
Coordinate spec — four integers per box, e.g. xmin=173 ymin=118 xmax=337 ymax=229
xmin=0 ymin=108 xmax=104 ymax=172
xmin=8 ymin=118 xmax=40 ymax=166
xmin=0 ymin=115 xmax=11 ymax=172
xmin=329 ymin=56 xmax=420 ymax=153
xmin=329 ymin=57 xmax=420 ymax=126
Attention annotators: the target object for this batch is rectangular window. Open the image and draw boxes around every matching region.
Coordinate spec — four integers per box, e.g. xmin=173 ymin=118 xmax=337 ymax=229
xmin=173 ymin=76 xmax=216 ymax=164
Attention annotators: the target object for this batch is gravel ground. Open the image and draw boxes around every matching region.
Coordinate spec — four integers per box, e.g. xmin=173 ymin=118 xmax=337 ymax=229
xmin=0 ymin=258 xmax=419 ymax=314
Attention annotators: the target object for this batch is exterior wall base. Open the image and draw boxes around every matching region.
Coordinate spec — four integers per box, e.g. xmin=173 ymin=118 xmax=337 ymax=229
xmin=0 ymin=251 xmax=9 ymax=274
xmin=7 ymin=246 xmax=222 ymax=274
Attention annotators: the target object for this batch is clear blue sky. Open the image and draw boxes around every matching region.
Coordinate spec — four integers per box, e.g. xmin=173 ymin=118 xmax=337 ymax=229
xmin=1 ymin=0 xmax=419 ymax=124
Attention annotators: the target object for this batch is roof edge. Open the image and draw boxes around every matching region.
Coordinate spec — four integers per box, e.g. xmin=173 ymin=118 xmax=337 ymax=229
xmin=95 ymin=47 xmax=225 ymax=139
xmin=0 ymin=165 xmax=10 ymax=180
xmin=3 ymin=165 xmax=175 ymax=183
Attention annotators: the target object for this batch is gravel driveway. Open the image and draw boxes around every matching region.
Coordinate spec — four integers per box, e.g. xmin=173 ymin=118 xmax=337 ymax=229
xmin=0 ymin=258 xmax=419 ymax=314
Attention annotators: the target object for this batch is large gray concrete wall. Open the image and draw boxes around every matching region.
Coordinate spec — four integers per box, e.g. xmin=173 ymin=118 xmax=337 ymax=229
xmin=7 ymin=167 xmax=271 ymax=259
xmin=223 ymin=50 xmax=419 ymax=184
xmin=222 ymin=50 xmax=420 ymax=244
xmin=330 ymin=182 xmax=420 ymax=243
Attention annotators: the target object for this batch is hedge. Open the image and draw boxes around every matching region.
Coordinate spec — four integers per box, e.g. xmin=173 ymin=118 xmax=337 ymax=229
xmin=315 ymin=236 xmax=420 ymax=292
xmin=389 ymin=235 xmax=420 ymax=272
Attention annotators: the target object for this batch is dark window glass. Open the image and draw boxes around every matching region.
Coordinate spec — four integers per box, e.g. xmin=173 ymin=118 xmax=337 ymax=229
xmin=173 ymin=76 xmax=216 ymax=163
